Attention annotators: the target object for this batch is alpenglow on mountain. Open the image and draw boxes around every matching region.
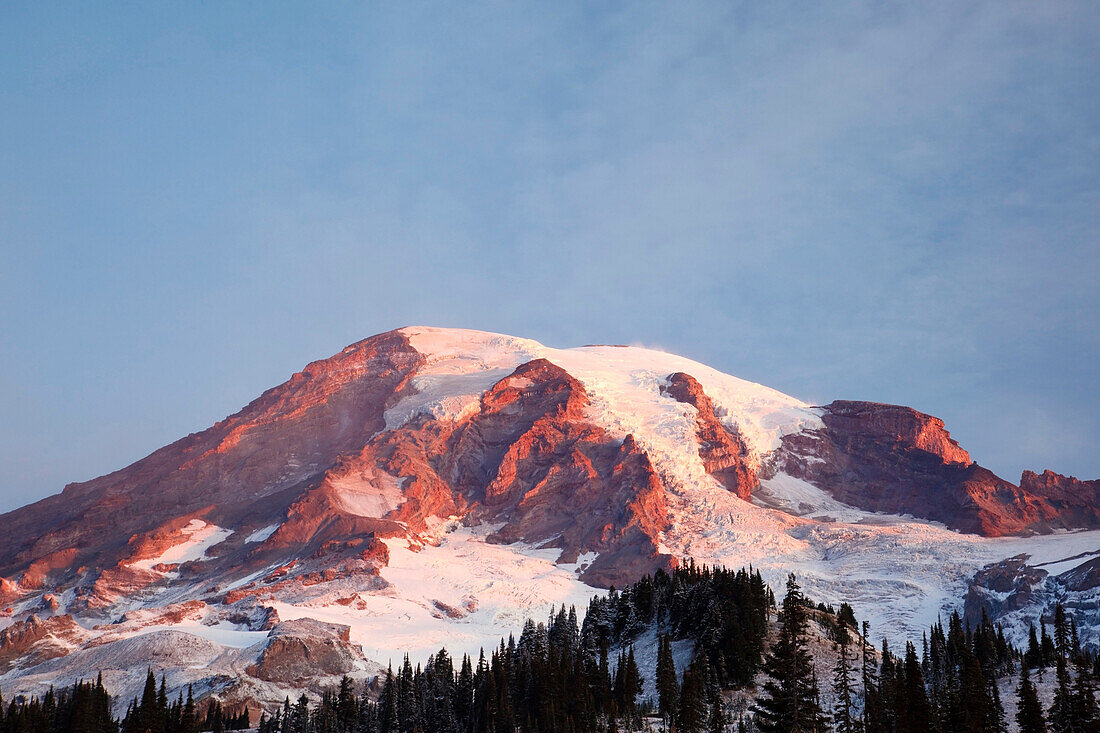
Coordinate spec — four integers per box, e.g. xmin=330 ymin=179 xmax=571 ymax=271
xmin=2 ymin=326 xmax=1099 ymax=711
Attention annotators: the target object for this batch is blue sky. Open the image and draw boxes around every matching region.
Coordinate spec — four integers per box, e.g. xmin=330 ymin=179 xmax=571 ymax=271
xmin=1 ymin=2 xmax=1098 ymax=513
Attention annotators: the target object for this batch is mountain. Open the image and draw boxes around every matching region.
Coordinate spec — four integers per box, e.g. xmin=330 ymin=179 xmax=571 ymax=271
xmin=1 ymin=326 xmax=1098 ymax=713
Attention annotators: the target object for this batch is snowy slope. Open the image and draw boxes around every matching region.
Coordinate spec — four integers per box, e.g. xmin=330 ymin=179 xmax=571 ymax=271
xmin=270 ymin=521 xmax=600 ymax=667
xmin=126 ymin=520 xmax=233 ymax=572
xmin=390 ymin=326 xmax=821 ymax=463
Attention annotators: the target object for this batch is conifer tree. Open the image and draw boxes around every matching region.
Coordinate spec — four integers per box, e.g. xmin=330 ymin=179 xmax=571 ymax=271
xmin=1016 ymin=665 xmax=1046 ymax=733
xmin=378 ymin=668 xmax=399 ymax=733
xmin=455 ymin=654 xmax=475 ymax=726
xmin=1072 ymin=646 xmax=1100 ymax=733
xmin=139 ymin=670 xmax=162 ymax=733
xmin=1026 ymin=624 xmax=1042 ymax=669
xmin=832 ymin=623 xmax=857 ymax=733
xmin=656 ymin=633 xmax=680 ymax=722
xmin=157 ymin=676 xmax=168 ymax=733
xmin=901 ymin=641 xmax=931 ymax=733
xmin=1041 ymin=623 xmax=1056 ymax=667
xmin=1050 ymin=604 xmax=1076 ymax=731
xmin=708 ymin=668 xmax=727 ymax=733
xmin=876 ymin=639 xmax=899 ymax=733
xmin=752 ymin=574 xmax=824 ymax=732
xmin=677 ymin=656 xmax=712 ymax=733
xmin=279 ymin=696 xmax=292 ymax=733
xmin=861 ymin=620 xmax=883 ymax=733
xmin=613 ymin=645 xmax=642 ymax=723
xmin=291 ymin=695 xmax=309 ymax=733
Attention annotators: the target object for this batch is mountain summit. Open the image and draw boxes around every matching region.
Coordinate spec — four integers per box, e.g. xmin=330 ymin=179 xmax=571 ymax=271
xmin=2 ymin=326 xmax=1098 ymax=710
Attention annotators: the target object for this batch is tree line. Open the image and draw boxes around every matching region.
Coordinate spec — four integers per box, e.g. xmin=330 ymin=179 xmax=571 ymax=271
xmin=257 ymin=562 xmax=772 ymax=733
xmin=4 ymin=562 xmax=1100 ymax=732
xmin=0 ymin=670 xmax=250 ymax=733
xmin=748 ymin=574 xmax=1099 ymax=733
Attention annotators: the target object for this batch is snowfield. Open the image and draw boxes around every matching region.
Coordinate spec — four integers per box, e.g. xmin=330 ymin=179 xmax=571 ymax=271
xmin=392 ymin=327 xmax=822 ymax=464
xmin=127 ymin=519 xmax=233 ymax=572
xmin=270 ymin=521 xmax=601 ymax=667
xmin=329 ymin=470 xmax=409 ymax=518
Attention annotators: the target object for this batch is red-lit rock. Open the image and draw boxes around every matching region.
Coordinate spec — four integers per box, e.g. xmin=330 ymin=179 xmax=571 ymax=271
xmin=661 ymin=372 xmax=757 ymax=500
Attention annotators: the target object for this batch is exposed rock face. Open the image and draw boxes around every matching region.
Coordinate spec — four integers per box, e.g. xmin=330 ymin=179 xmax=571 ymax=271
xmin=1059 ymin=556 xmax=1100 ymax=593
xmin=661 ymin=372 xmax=757 ymax=500
xmin=964 ymin=550 xmax=1100 ymax=655
xmin=770 ymin=400 xmax=1081 ymax=535
xmin=247 ymin=619 xmax=362 ymax=684
xmin=827 ymin=400 xmax=972 ymax=466
xmin=1019 ymin=470 xmax=1100 ymax=527
xmin=318 ymin=358 xmax=676 ymax=587
xmin=964 ymin=557 xmax=1048 ymax=625
xmin=0 ymin=615 xmax=84 ymax=671
xmin=2 ymin=624 xmax=379 ymax=719
xmin=462 ymin=360 xmax=673 ymax=586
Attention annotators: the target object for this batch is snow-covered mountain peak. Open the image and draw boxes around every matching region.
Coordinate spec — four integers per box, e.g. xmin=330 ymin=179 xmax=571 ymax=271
xmin=395 ymin=325 xmax=822 ymax=461
xmin=3 ymin=325 xmax=1100 ymax=714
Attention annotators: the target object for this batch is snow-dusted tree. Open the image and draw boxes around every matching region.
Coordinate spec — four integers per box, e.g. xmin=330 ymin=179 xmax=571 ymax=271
xmin=1015 ymin=665 xmax=1046 ymax=733
xmin=832 ymin=623 xmax=857 ymax=733
xmin=656 ymin=633 xmax=680 ymax=722
xmin=752 ymin=574 xmax=825 ymax=732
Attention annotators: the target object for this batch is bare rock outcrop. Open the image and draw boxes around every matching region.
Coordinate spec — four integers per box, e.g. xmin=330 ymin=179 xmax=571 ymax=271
xmin=964 ymin=557 xmax=1048 ymax=625
xmin=1018 ymin=470 xmax=1100 ymax=527
xmin=323 ymin=358 xmax=676 ymax=587
xmin=771 ymin=400 xmax=1070 ymax=535
xmin=661 ymin=372 xmax=757 ymax=500
xmin=0 ymin=615 xmax=84 ymax=671
xmin=246 ymin=619 xmax=362 ymax=684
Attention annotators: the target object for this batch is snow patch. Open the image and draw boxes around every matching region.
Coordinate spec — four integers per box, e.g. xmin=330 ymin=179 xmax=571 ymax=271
xmin=245 ymin=524 xmax=280 ymax=544
xmin=155 ymin=620 xmax=269 ymax=650
xmin=127 ymin=520 xmax=232 ymax=572
xmin=328 ymin=470 xmax=408 ymax=518
xmin=269 ymin=523 xmax=600 ymax=667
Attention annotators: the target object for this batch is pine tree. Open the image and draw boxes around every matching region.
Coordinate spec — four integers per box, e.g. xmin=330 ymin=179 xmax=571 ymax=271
xmin=335 ymin=674 xmax=357 ymax=732
xmin=1050 ymin=605 xmax=1075 ymax=731
xmin=677 ymin=656 xmax=712 ymax=733
xmin=292 ymin=695 xmax=309 ymax=733
xmin=378 ymin=666 xmax=398 ymax=733
xmin=613 ymin=645 xmax=642 ymax=723
xmin=1026 ymin=624 xmax=1042 ymax=669
xmin=156 ymin=676 xmax=168 ymax=733
xmin=752 ymin=574 xmax=824 ymax=732
xmin=1072 ymin=647 xmax=1100 ymax=733
xmin=707 ymin=666 xmax=727 ymax=733
xmin=1041 ymin=623 xmax=1056 ymax=667
xmin=1016 ymin=665 xmax=1046 ymax=733
xmin=861 ymin=620 xmax=883 ymax=733
xmin=656 ymin=633 xmax=680 ymax=722
xmin=455 ymin=654 xmax=475 ymax=727
xmin=139 ymin=669 xmax=162 ymax=733
xmin=901 ymin=641 xmax=931 ymax=733
xmin=832 ymin=623 xmax=857 ymax=733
